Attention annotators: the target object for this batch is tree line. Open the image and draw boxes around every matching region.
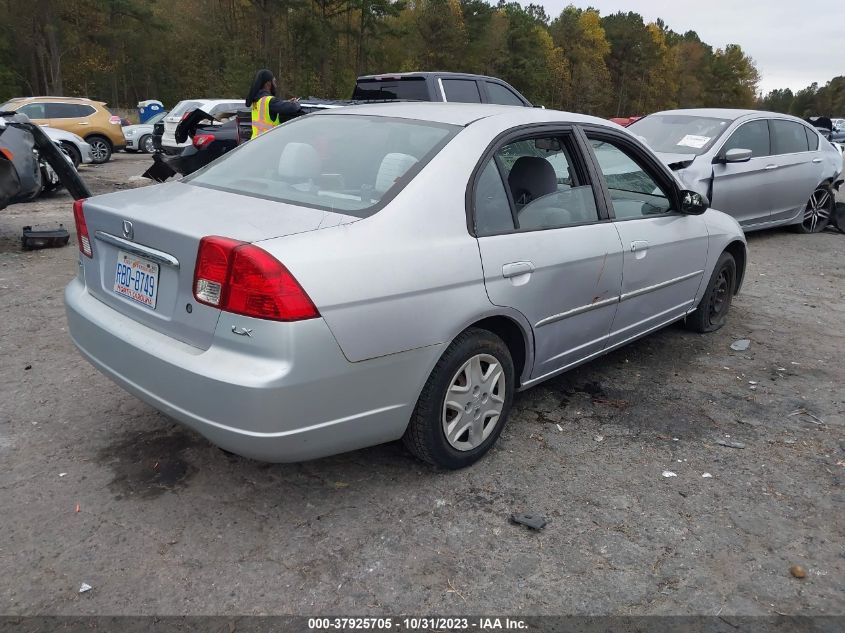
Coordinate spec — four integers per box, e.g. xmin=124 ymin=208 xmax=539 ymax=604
xmin=0 ymin=0 xmax=838 ymax=118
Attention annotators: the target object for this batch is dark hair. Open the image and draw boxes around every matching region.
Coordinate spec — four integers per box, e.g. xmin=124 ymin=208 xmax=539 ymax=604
xmin=246 ymin=69 xmax=275 ymax=107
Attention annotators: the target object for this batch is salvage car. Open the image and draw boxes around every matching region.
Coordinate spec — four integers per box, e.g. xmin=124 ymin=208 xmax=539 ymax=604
xmin=161 ymin=99 xmax=241 ymax=154
xmin=42 ymin=126 xmax=93 ymax=168
xmin=65 ymin=103 xmax=746 ymax=468
xmin=0 ymin=96 xmax=125 ymax=163
xmin=629 ymin=109 xmax=843 ymax=233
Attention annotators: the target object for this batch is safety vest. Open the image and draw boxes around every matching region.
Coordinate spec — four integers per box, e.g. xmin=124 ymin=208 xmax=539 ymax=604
xmin=251 ymin=96 xmax=279 ymax=137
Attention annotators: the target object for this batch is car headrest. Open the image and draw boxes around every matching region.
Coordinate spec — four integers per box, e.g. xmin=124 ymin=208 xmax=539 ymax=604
xmin=508 ymin=156 xmax=557 ymax=206
xmin=375 ymin=153 xmax=418 ymax=193
xmin=278 ymin=142 xmax=321 ymax=182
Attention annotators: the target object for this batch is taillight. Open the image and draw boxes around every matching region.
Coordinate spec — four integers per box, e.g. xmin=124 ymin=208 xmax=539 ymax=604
xmin=72 ymin=198 xmax=92 ymax=258
xmin=193 ymin=133 xmax=215 ymax=148
xmin=108 ymin=115 xmax=122 ymax=125
xmin=193 ymin=236 xmax=319 ymax=322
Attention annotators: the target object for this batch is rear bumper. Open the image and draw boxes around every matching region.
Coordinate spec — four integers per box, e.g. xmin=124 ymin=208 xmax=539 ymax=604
xmin=65 ymin=277 xmax=440 ymax=462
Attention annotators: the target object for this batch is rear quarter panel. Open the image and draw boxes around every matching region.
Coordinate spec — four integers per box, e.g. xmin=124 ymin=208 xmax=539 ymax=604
xmin=256 ymin=121 xmax=509 ymax=364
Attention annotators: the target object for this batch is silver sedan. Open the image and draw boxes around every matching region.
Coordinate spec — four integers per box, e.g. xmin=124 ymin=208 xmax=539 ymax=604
xmin=65 ymin=103 xmax=746 ymax=469
xmin=629 ymin=109 xmax=844 ymax=234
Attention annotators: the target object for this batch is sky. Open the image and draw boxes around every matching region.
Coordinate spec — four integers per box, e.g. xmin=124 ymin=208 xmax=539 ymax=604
xmin=526 ymin=0 xmax=842 ymax=95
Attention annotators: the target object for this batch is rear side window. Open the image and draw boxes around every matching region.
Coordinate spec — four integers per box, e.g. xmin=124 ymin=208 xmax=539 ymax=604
xmin=474 ymin=134 xmax=599 ymax=234
xmin=771 ymin=120 xmax=809 ymax=154
xmin=352 ymin=78 xmax=430 ymax=101
xmin=805 ymin=126 xmax=819 ymax=150
xmin=442 ymin=79 xmax=481 ymax=103
xmin=187 ymin=114 xmax=457 ymax=217
xmin=722 ymin=120 xmax=770 ymax=157
xmin=485 ymin=82 xmax=524 ymax=106
xmin=46 ymin=103 xmax=95 ymax=118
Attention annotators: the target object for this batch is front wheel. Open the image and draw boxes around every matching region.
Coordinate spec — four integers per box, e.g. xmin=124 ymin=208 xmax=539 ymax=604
xmin=794 ymin=186 xmax=833 ymax=234
xmin=686 ymin=251 xmax=736 ymax=333
xmin=60 ymin=142 xmax=81 ymax=168
xmin=140 ymin=134 xmax=155 ymax=154
xmin=86 ymin=135 xmax=112 ymax=164
xmin=403 ymin=328 xmax=514 ymax=469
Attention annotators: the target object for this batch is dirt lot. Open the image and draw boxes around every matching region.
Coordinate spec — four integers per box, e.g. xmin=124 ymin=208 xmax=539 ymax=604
xmin=1 ymin=153 xmax=843 ymax=616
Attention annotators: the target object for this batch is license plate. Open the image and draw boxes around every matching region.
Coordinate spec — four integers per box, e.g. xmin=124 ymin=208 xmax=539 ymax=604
xmin=113 ymin=250 xmax=159 ymax=309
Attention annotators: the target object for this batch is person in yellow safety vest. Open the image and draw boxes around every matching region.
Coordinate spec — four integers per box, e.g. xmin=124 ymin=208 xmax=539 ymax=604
xmin=245 ymin=69 xmax=303 ymax=138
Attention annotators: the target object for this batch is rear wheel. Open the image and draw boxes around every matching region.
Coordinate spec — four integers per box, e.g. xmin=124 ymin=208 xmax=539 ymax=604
xmin=86 ymin=135 xmax=112 ymax=164
xmin=794 ymin=185 xmax=833 ymax=233
xmin=403 ymin=328 xmax=514 ymax=469
xmin=686 ymin=252 xmax=736 ymax=333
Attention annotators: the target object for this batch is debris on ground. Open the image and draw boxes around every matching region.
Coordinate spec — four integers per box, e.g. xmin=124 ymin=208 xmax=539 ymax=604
xmin=789 ymin=409 xmax=825 ymax=425
xmin=556 ymin=424 xmax=562 ymax=432
xmin=75 ymin=503 xmax=80 ymax=512
xmin=594 ymin=434 xmax=604 ymax=442
xmin=716 ymin=439 xmax=746 ymax=449
xmin=21 ymin=224 xmax=70 ymax=250
xmin=510 ymin=513 xmax=547 ymax=530
xmin=790 ymin=565 xmax=807 ymax=579
xmin=24 ymin=365 xmax=31 ymax=371
xmin=730 ymin=339 xmax=751 ymax=351
xmin=78 ymin=582 xmax=92 ymax=593
xmin=58 ymin=472 xmax=67 ymax=477
xmin=702 ymin=473 xmax=713 ymax=478
xmin=662 ymin=470 xmax=677 ymax=478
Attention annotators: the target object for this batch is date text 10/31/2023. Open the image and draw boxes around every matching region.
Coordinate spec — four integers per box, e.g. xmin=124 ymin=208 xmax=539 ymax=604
xmin=307 ymin=617 xmax=529 ymax=630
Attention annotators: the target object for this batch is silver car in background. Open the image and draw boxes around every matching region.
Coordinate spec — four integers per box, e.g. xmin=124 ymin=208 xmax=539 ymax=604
xmin=629 ymin=109 xmax=843 ymax=233
xmin=65 ymin=103 xmax=746 ymax=469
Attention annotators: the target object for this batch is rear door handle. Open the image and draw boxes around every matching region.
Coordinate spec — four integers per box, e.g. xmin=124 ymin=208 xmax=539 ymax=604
xmin=812 ymin=158 xmax=822 ymax=163
xmin=502 ymin=261 xmax=534 ymax=278
xmin=764 ymin=164 xmax=777 ymax=170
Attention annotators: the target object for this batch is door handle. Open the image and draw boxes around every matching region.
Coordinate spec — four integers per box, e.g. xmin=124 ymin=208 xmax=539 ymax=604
xmin=630 ymin=240 xmax=649 ymax=252
xmin=764 ymin=164 xmax=777 ymax=170
xmin=812 ymin=158 xmax=822 ymax=163
xmin=502 ymin=261 xmax=534 ymax=278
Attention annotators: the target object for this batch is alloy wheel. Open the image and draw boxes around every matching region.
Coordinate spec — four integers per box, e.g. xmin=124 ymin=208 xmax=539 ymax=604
xmin=142 ymin=136 xmax=154 ymax=153
xmin=90 ymin=139 xmax=109 ymax=162
xmin=803 ymin=187 xmax=832 ymax=233
xmin=441 ymin=353 xmax=506 ymax=451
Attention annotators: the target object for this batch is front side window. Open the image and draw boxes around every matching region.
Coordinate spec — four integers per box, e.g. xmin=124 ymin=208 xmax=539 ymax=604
xmin=442 ymin=79 xmax=482 ymax=104
xmin=474 ymin=134 xmax=599 ymax=233
xmin=187 ymin=114 xmax=458 ymax=217
xmin=485 ymin=82 xmax=524 ymax=106
xmin=771 ymin=120 xmax=809 ymax=154
xmin=588 ymin=136 xmax=672 ymax=219
xmin=722 ymin=120 xmax=770 ymax=157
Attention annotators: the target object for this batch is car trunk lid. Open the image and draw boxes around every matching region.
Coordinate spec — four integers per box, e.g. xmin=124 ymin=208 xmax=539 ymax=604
xmin=80 ymin=181 xmax=356 ymax=349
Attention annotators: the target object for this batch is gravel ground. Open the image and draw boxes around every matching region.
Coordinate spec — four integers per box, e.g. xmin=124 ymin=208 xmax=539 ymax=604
xmin=1 ymin=153 xmax=844 ymax=616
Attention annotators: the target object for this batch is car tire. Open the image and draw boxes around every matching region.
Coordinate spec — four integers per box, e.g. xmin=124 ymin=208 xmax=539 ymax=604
xmin=794 ymin=185 xmax=833 ymax=234
xmin=140 ymin=135 xmax=155 ymax=154
xmin=86 ymin=135 xmax=112 ymax=164
xmin=686 ymin=251 xmax=736 ymax=334
xmin=403 ymin=328 xmax=514 ymax=469
xmin=60 ymin=142 xmax=81 ymax=168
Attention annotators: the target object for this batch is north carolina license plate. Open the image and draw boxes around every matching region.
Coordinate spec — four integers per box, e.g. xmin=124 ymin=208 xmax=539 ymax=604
xmin=113 ymin=250 xmax=159 ymax=309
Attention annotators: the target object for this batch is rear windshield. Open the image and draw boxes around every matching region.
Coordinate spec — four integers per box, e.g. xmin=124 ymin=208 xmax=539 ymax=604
xmin=629 ymin=114 xmax=731 ymax=155
xmin=186 ymin=114 xmax=458 ymax=217
xmin=352 ymin=77 xmax=430 ymax=101
xmin=170 ymin=101 xmax=202 ymax=117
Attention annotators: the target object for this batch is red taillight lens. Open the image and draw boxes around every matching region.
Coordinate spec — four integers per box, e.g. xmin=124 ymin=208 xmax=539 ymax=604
xmin=193 ymin=236 xmax=319 ymax=321
xmin=193 ymin=133 xmax=215 ymax=148
xmin=108 ymin=115 xmax=121 ymax=125
xmin=72 ymin=198 xmax=92 ymax=258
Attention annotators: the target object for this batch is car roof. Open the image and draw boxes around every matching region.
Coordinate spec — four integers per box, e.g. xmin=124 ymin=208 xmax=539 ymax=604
xmin=9 ymin=96 xmax=106 ymax=105
xmin=358 ymin=71 xmax=512 ymax=81
xmin=648 ymin=108 xmax=808 ymax=123
xmin=311 ymin=102 xmax=615 ymax=128
xmin=177 ymin=98 xmax=241 ymax=105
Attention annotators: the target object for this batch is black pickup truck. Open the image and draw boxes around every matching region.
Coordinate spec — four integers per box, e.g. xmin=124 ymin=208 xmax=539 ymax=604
xmin=236 ymin=72 xmax=532 ymax=143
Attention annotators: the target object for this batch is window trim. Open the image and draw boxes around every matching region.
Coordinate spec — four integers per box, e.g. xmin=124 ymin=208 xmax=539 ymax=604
xmin=579 ymin=125 xmax=683 ymax=223
xmin=465 ymin=123 xmax=611 ymax=238
xmin=481 ymin=81 xmax=529 ymax=107
xmin=714 ymin=118 xmax=772 ymax=160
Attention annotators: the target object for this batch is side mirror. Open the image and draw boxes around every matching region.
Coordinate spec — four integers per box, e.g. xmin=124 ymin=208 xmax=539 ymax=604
xmin=723 ymin=148 xmax=753 ymax=163
xmin=680 ymin=190 xmax=709 ymax=215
